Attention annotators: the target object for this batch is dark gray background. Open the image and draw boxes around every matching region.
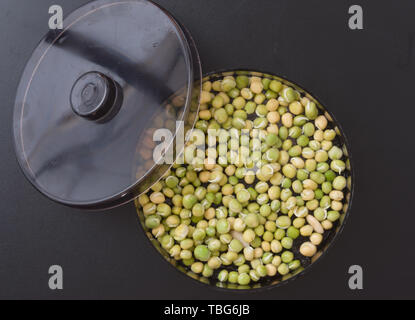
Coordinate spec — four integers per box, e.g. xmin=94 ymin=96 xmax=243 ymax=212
xmin=1 ymin=0 xmax=414 ymax=299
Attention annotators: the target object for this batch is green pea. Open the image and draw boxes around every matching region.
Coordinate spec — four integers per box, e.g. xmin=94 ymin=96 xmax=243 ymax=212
xmin=269 ymin=80 xmax=282 ymax=93
xmin=310 ymin=171 xmax=326 ymax=184
xmin=325 ymin=170 xmax=336 ymax=182
xmin=320 ymin=196 xmax=331 ymax=209
xmin=309 ymin=140 xmax=321 ymax=151
xmin=193 ymin=228 xmax=206 ymax=241
xmin=280 ymin=189 xmax=292 ymax=201
xmin=205 ymin=192 xmax=215 ymax=203
xmin=315 ymin=150 xmax=329 ymax=162
xmin=278 ymin=106 xmax=287 ymax=115
xmin=232 ymin=117 xmax=246 ymax=129
xmin=238 ymin=264 xmax=250 ymax=274
xmin=186 ymin=170 xmax=197 ymax=182
xmin=262 ymin=78 xmax=271 ymax=90
xmin=236 ymin=76 xmax=249 ymax=89
xmin=315 ymin=189 xmax=324 ymax=200
xmin=263 ymin=230 xmax=274 ymax=242
xmin=314 ymin=207 xmax=327 ymax=221
xmin=214 ymin=108 xmax=228 ymax=124
xmin=281 ymin=177 xmax=292 ymax=189
xmin=265 ymin=88 xmax=278 ymax=99
xmin=221 ymin=78 xmax=236 ymax=92
xmin=279 ymin=126 xmax=288 ymax=140
xmin=213 ymin=192 xmax=223 ymax=205
xmin=278 ymin=263 xmax=290 ymax=275
xmin=264 ymin=148 xmax=279 ymax=162
xmin=283 ymin=87 xmax=297 ymax=103
xmin=324 ymin=129 xmax=336 ymax=141
xmin=195 ymin=120 xmax=208 ymax=131
xmin=236 ymin=189 xmax=251 ymax=203
xmin=282 ymin=139 xmax=293 ymax=151
xmin=328 ymin=146 xmax=343 ymax=160
xmin=289 ymin=126 xmax=302 ymax=139
xmin=274 ymin=229 xmax=286 ymax=241
xmin=327 ymin=210 xmax=340 ymax=222
xmin=288 ymin=146 xmax=302 ymax=157
xmin=212 ymin=95 xmax=224 ymax=108
xmin=245 ymin=101 xmax=256 ymax=114
xmin=270 ymin=200 xmax=281 ymax=212
xmin=297 ymin=169 xmax=309 ymax=181
xmin=194 ymin=245 xmax=211 ymax=262
xmin=206 ymin=226 xmax=216 ymax=237
xmin=166 ymin=176 xmax=179 ymax=188
xmin=256 ymin=104 xmax=268 ymax=117
xmin=247 ymin=188 xmax=258 ymax=201
xmin=281 ymin=251 xmax=294 ymax=263
xmin=305 ymin=101 xmax=318 ymax=120
xmin=286 ymin=226 xmax=300 ymax=239
xmin=145 ymin=215 xmax=160 ymax=229
xmin=262 ymin=252 xmax=273 ymax=264
xmin=233 ymin=96 xmax=246 ymax=109
xmin=228 ymin=88 xmax=240 ymax=99
xmin=281 ymin=237 xmax=293 ymax=249
xmin=228 ymin=271 xmax=239 ymax=283
xmin=234 ymin=109 xmax=247 ymax=120
xmin=254 ymin=181 xmax=268 ymax=194
xmin=191 ymin=215 xmax=203 ymax=224
xmin=229 ymin=199 xmax=243 ymax=213
xmin=255 ymin=224 xmax=265 ymax=236
xmin=253 ymin=117 xmax=268 ymax=129
xmin=192 ymin=203 xmax=205 ymax=217
xmin=160 ymin=235 xmax=174 ymax=250
xmin=229 ymin=239 xmax=244 ymax=253
xmin=166 ymin=215 xmax=180 ymax=228
xmin=216 ymin=206 xmax=228 ymax=219
xmin=216 ymin=219 xmax=230 ymax=234
xmin=303 ymin=122 xmax=315 ymax=137
xmin=202 ymin=264 xmax=214 ymax=277
xmin=157 ymin=203 xmax=171 ymax=217
xmin=183 ymin=258 xmax=194 ymax=267
xmin=238 ymin=273 xmax=251 ymax=285
xmin=331 ymin=160 xmax=346 ymax=173
xmin=322 ymin=181 xmax=332 ymax=194
xmin=291 ymin=180 xmax=303 ymax=194
xmin=276 ymin=216 xmax=291 ymax=229
xmin=256 ymin=193 xmax=269 ymax=205
xmin=282 ymin=164 xmax=297 ymax=179
xmin=183 ymin=194 xmax=197 ymax=209
xmin=288 ymin=260 xmax=301 ymax=270
xmin=218 ymin=269 xmax=229 ymax=282
xmin=297 ymin=135 xmax=310 ymax=147
xmin=245 ymin=213 xmax=260 ymax=228
xmin=333 ymin=176 xmax=347 ymax=190
xmin=265 ymin=133 xmax=279 ymax=146
xmin=225 ymin=103 xmax=234 ymax=115
xmin=257 ymin=203 xmax=270 ymax=217
xmin=250 ymin=270 xmax=260 ymax=282
xmin=251 ymin=236 xmax=262 ymax=248
xmin=293 ymin=115 xmax=308 ymax=126
xmin=317 ymin=162 xmax=329 ymax=173
xmin=256 ymin=265 xmax=268 ymax=277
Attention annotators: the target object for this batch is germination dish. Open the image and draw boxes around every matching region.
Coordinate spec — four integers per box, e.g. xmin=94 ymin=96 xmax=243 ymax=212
xmin=135 ymin=71 xmax=352 ymax=289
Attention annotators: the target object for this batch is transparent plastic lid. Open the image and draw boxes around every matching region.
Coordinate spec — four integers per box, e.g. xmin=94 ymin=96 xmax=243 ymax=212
xmin=13 ymin=0 xmax=201 ymax=210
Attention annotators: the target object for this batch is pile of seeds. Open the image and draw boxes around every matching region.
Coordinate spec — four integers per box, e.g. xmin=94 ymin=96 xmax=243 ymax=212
xmin=136 ymin=73 xmax=351 ymax=288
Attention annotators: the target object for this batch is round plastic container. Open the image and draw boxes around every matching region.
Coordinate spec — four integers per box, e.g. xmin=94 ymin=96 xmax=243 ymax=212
xmin=135 ymin=70 xmax=354 ymax=290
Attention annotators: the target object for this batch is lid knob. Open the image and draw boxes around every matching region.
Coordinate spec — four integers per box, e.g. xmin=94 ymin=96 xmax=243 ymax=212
xmin=70 ymin=71 xmax=121 ymax=121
